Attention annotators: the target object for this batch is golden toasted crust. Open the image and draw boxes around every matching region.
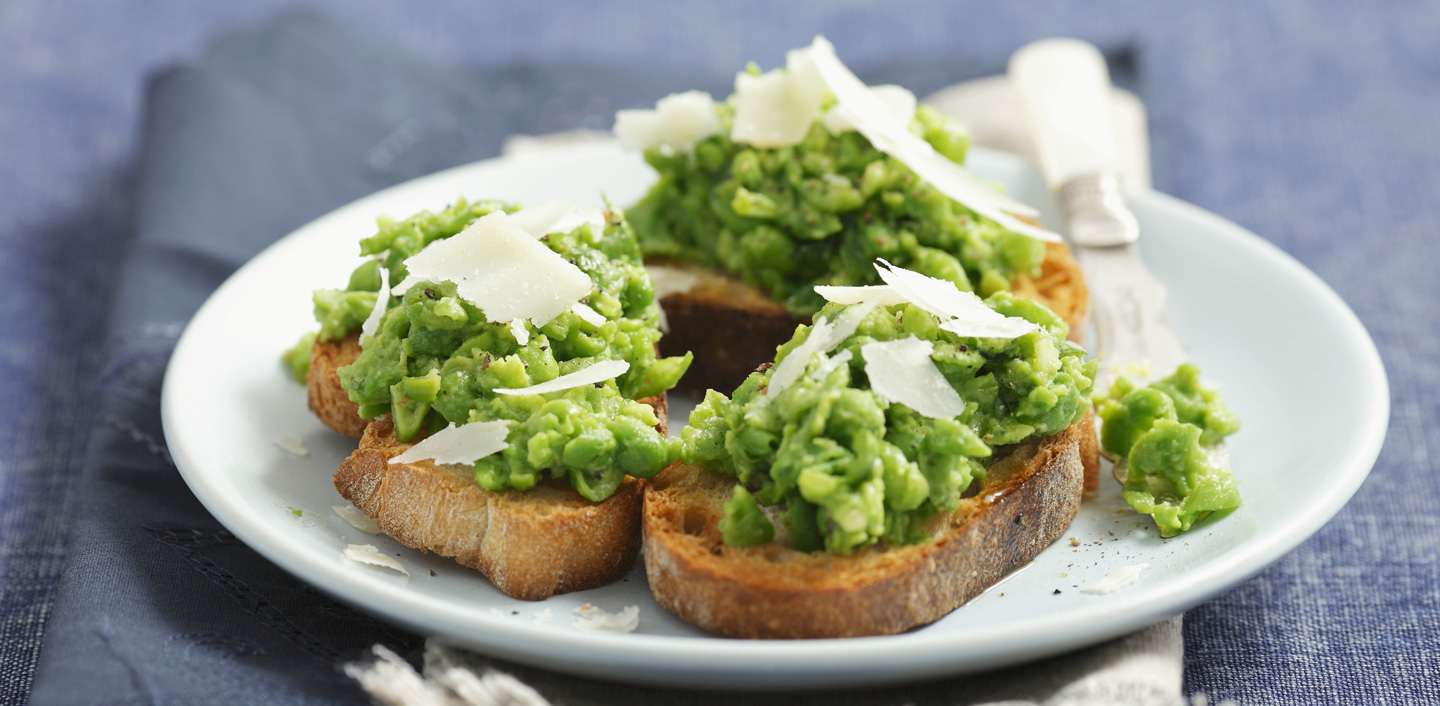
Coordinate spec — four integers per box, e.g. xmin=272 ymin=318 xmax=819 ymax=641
xmin=643 ymin=412 xmax=1090 ymax=638
xmin=307 ymin=333 xmax=367 ymax=437
xmin=655 ymin=241 xmax=1090 ymax=395
xmin=336 ymin=396 xmax=667 ymax=601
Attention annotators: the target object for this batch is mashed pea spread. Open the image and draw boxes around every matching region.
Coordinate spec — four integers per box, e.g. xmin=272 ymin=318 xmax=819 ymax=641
xmin=1097 ymin=364 xmax=1242 ymax=536
xmin=681 ymin=274 xmax=1094 ymax=555
xmin=623 ymin=48 xmax=1048 ymax=318
xmin=308 ymin=199 xmax=691 ymax=502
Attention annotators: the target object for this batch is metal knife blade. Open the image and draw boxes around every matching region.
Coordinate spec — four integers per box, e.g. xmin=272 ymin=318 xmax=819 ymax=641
xmin=1010 ymin=38 xmax=1227 ymax=482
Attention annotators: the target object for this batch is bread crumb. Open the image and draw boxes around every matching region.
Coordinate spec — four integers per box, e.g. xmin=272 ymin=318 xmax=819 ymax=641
xmin=533 ymin=608 xmax=553 ymax=620
xmin=1069 ymin=537 xmax=1081 ymax=547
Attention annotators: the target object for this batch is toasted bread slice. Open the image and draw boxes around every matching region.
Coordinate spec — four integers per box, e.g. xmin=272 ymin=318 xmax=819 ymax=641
xmin=335 ymin=395 xmax=668 ymax=601
xmin=642 ymin=409 xmax=1093 ymax=638
xmin=656 ymin=241 xmax=1089 ymax=395
xmin=307 ymin=333 xmax=367 ymax=437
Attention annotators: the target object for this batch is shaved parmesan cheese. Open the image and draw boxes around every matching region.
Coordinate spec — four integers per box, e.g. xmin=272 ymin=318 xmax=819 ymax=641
xmin=645 ymin=265 xmax=699 ymax=299
xmin=860 ymin=336 xmax=966 ymax=419
xmin=731 ymin=48 xmax=826 ymax=148
xmin=389 ymin=420 xmax=511 ymax=466
xmin=809 ymin=348 xmax=853 ymax=381
xmin=360 ymin=265 xmax=390 ymax=342
xmin=570 ymin=301 xmax=606 ymax=327
xmin=273 ymin=435 xmax=308 ymax=457
xmin=614 ymin=90 xmax=722 ymax=154
xmin=333 ymin=505 xmax=380 ymax=534
xmin=343 ymin=544 xmax=409 ymax=576
xmin=493 ymin=360 xmax=629 ymax=396
xmin=823 ymin=84 xmax=916 ymax=134
xmin=572 ymin=604 xmax=640 ymax=633
xmin=509 ymin=319 xmax=530 ymax=346
xmin=390 ymin=275 xmax=419 ymax=297
xmin=765 ymin=315 xmax=835 ymax=399
xmin=824 ymin=299 xmax=878 ymax=349
xmin=874 ymin=259 xmax=1039 ymax=339
xmin=813 ymin=284 xmax=909 ymax=307
xmin=401 ymin=211 xmax=592 ymax=327
xmin=1082 ymin=563 xmax=1149 ymax=595
xmin=508 ymin=200 xmax=607 ymax=239
xmin=806 ymin=37 xmax=1059 ymax=242
xmin=645 ymin=265 xmax=699 ymax=333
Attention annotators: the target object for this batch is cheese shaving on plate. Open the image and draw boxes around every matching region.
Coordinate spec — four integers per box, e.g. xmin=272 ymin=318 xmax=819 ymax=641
xmin=360 ymin=265 xmax=390 ymax=342
xmin=493 ymin=360 xmax=629 ymax=396
xmin=571 ymin=604 xmax=640 ymax=633
xmin=343 ymin=544 xmax=409 ymax=576
xmin=389 ymin=420 xmax=511 ymax=466
xmin=399 ymin=211 xmax=592 ymax=327
xmin=805 ymin=36 xmax=1058 ymax=242
xmin=1082 ymin=563 xmax=1149 ymax=595
xmin=873 ymin=259 xmax=1039 ymax=339
xmin=508 ymin=200 xmax=607 ymax=239
xmin=614 ymin=90 xmax=722 ymax=154
xmin=333 ymin=505 xmax=381 ymax=534
xmin=273 ymin=435 xmax=308 ymax=457
xmin=860 ymin=336 xmax=967 ymax=419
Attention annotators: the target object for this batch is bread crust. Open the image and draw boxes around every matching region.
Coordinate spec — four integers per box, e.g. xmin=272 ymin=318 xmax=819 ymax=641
xmin=336 ymin=395 xmax=667 ymax=601
xmin=307 ymin=333 xmax=367 ymax=437
xmin=656 ymin=241 xmax=1090 ymax=395
xmin=642 ymin=411 xmax=1091 ymax=638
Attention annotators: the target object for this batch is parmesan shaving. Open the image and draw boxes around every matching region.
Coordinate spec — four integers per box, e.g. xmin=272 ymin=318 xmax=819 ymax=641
xmin=508 ymin=200 xmax=607 ymax=239
xmin=1082 ymin=563 xmax=1149 ymax=595
xmin=343 ymin=544 xmax=410 ymax=577
xmin=509 ymin=319 xmax=530 ymax=346
xmin=805 ymin=36 xmax=1059 ymax=242
xmin=360 ymin=265 xmax=390 ymax=342
xmin=571 ymin=604 xmax=640 ymax=633
xmin=645 ymin=265 xmax=700 ymax=299
xmin=493 ymin=360 xmax=629 ymax=396
xmin=400 ymin=211 xmax=592 ymax=327
xmin=389 ymin=420 xmax=511 ymax=466
xmin=333 ymin=505 xmax=381 ymax=534
xmin=614 ymin=90 xmax=722 ymax=154
xmin=809 ymin=348 xmax=853 ymax=381
xmin=731 ymin=48 xmax=826 ymax=148
xmin=273 ymin=435 xmax=308 ymax=457
xmin=570 ymin=301 xmax=606 ymax=327
xmin=874 ymin=259 xmax=1039 ymax=339
xmin=765 ymin=315 xmax=835 ymax=399
xmin=813 ymin=284 xmax=908 ymax=307
xmin=822 ymin=84 xmax=916 ymax=134
xmin=860 ymin=336 xmax=967 ymax=419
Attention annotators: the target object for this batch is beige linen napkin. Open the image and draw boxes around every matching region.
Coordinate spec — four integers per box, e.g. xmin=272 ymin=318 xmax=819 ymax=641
xmin=347 ymin=77 xmax=1206 ymax=706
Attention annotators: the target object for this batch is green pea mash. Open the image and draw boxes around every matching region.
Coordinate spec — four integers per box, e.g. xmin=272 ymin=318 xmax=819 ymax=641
xmin=682 ymin=292 xmax=1095 ymax=555
xmin=308 ymin=199 xmax=692 ymax=502
xmin=627 ymin=101 xmax=1046 ymax=318
xmin=1097 ymin=363 xmax=1242 ymax=536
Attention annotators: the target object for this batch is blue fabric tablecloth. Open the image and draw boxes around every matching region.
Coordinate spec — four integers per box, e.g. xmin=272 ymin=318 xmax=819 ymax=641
xmin=3 ymin=2 xmax=1437 ymax=704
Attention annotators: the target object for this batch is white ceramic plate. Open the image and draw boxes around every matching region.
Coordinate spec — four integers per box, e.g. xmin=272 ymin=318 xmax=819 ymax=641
xmin=162 ymin=143 xmax=1388 ymax=689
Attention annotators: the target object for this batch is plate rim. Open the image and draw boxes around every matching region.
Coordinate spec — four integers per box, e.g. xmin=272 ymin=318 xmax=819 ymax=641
xmin=161 ymin=143 xmax=1390 ymax=689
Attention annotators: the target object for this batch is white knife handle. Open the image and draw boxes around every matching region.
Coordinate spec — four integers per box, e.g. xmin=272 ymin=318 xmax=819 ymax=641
xmin=1009 ymin=38 xmax=1119 ymax=190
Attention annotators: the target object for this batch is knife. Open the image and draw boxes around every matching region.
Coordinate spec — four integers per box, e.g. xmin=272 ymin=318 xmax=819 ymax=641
xmin=1008 ymin=38 xmax=1229 ymax=479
